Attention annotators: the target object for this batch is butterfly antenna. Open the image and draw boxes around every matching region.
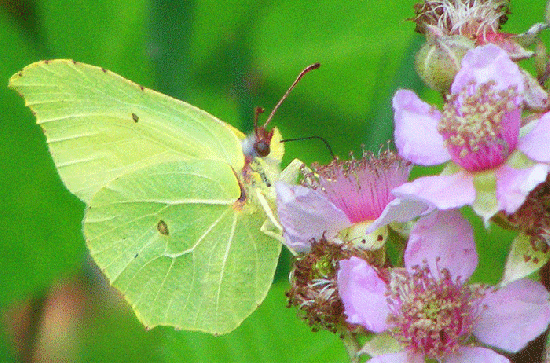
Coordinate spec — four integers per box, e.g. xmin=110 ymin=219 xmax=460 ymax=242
xmin=281 ymin=135 xmax=335 ymax=160
xmin=263 ymin=62 xmax=320 ymax=128
xmin=254 ymin=107 xmax=265 ymax=138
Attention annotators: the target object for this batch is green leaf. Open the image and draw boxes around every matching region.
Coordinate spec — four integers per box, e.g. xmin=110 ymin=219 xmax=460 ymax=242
xmin=0 ymin=10 xmax=85 ymax=307
xmin=162 ymin=282 xmax=348 ymax=362
xmin=38 ymin=0 xmax=152 ymax=76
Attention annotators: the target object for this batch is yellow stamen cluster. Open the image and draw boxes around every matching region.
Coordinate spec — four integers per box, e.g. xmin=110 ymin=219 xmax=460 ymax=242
xmin=438 ymin=81 xmax=518 ymax=158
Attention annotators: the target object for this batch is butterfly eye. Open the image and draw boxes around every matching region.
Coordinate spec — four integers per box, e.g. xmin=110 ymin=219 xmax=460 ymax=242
xmin=254 ymin=140 xmax=271 ymax=157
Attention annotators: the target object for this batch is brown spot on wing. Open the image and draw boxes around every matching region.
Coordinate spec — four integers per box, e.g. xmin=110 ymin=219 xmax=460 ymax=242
xmin=157 ymin=220 xmax=169 ymax=235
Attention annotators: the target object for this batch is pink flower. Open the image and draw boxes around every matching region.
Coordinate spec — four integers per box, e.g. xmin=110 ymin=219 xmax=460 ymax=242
xmin=337 ymin=210 xmax=550 ymax=363
xmin=392 ymin=44 xmax=550 ymax=222
xmin=276 ymin=151 xmax=430 ymax=253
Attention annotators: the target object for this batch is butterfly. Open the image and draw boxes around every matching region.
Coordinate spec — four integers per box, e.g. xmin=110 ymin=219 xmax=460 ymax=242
xmin=9 ymin=60 xmax=319 ymax=334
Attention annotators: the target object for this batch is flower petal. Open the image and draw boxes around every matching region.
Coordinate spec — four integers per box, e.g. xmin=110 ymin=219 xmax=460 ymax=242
xmin=392 ymin=172 xmax=476 ymax=211
xmin=337 ymin=257 xmax=390 ymax=333
xmin=369 ymin=352 xmax=424 ymax=363
xmin=473 ymin=279 xmax=550 ymax=353
xmin=365 ymin=197 xmax=434 ymax=234
xmin=405 ymin=210 xmax=477 ymax=280
xmin=520 ymin=68 xmax=549 ymax=110
xmin=495 ymin=163 xmax=550 ymax=213
xmin=518 ymin=112 xmax=550 ymax=163
xmin=275 ymin=182 xmax=351 ymax=253
xmin=392 ymin=89 xmax=450 ymax=165
xmin=444 ymin=347 xmax=510 ymax=363
xmin=451 ymin=44 xmax=524 ymax=97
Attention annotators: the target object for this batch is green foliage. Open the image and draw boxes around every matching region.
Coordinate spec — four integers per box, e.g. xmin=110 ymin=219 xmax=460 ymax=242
xmin=163 ymin=282 xmax=348 ymax=362
xmin=1 ymin=0 xmax=545 ymax=361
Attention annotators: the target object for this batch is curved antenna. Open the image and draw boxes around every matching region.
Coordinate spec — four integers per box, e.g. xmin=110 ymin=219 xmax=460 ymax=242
xmin=263 ymin=62 xmax=320 ymax=128
xmin=281 ymin=135 xmax=335 ymax=160
xmin=253 ymin=106 xmax=265 ymax=138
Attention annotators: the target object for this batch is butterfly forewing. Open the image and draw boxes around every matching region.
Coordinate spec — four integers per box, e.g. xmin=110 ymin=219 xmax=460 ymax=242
xmin=8 ymin=60 xmax=244 ymax=202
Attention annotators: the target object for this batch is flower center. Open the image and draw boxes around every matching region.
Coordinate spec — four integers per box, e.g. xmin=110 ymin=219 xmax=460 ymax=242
xmin=303 ymin=150 xmax=411 ymax=223
xmin=386 ymin=265 xmax=485 ymax=359
xmin=438 ymin=81 xmax=520 ymax=172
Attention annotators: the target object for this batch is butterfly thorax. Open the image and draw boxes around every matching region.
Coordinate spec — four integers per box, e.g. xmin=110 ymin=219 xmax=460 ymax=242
xmin=235 ymin=128 xmax=284 ymax=214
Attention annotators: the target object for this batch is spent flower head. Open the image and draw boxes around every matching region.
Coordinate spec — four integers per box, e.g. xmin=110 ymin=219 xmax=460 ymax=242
xmin=286 ymin=237 xmax=374 ymax=333
xmin=502 ymin=174 xmax=550 ymax=244
xmin=411 ymin=0 xmax=510 ymax=38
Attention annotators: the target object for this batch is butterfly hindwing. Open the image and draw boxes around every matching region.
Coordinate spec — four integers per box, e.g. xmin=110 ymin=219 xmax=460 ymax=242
xmin=83 ymin=159 xmax=281 ymax=334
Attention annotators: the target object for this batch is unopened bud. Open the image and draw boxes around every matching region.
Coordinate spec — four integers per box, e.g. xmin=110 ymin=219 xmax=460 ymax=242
xmin=415 ymin=35 xmax=475 ymax=93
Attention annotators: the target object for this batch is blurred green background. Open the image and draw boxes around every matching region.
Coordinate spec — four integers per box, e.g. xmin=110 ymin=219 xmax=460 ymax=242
xmin=0 ymin=0 xmax=548 ymax=361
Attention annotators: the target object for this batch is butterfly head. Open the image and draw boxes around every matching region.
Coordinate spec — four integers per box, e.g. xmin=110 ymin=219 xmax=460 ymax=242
xmin=241 ymin=106 xmax=275 ymax=159
xmin=252 ymin=126 xmax=274 ymax=158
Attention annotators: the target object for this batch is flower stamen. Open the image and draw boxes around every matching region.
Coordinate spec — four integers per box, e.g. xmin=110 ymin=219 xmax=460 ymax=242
xmin=438 ymin=81 xmax=520 ymax=171
xmin=386 ymin=264 xmax=486 ymax=359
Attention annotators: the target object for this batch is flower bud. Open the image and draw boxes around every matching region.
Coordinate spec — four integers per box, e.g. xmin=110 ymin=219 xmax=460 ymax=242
xmin=415 ymin=35 xmax=475 ymax=93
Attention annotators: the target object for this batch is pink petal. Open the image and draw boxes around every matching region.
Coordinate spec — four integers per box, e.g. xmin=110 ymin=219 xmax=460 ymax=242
xmin=451 ymin=44 xmax=524 ymax=97
xmin=518 ymin=112 xmax=550 ymax=162
xmin=495 ymin=163 xmax=550 ymax=213
xmin=473 ymin=279 xmax=550 ymax=353
xmin=392 ymin=172 xmax=476 ymax=210
xmin=521 ymin=69 xmax=549 ymax=110
xmin=337 ymin=257 xmax=390 ymax=333
xmin=444 ymin=347 xmax=510 ymax=363
xmin=365 ymin=197 xmax=434 ymax=234
xmin=275 ymin=182 xmax=351 ymax=253
xmin=369 ymin=352 xmax=424 ymax=363
xmin=405 ymin=210 xmax=477 ymax=280
xmin=392 ymin=89 xmax=450 ymax=165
